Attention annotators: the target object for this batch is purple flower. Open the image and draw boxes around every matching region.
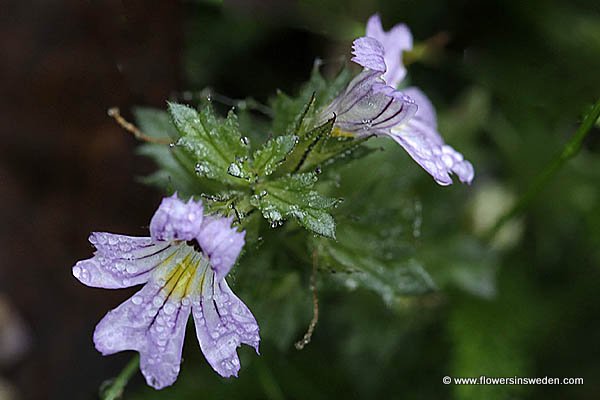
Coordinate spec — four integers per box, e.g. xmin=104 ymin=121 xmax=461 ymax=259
xmin=321 ymin=38 xmax=418 ymax=139
xmin=72 ymin=194 xmax=259 ymax=389
xmin=325 ymin=14 xmax=474 ymax=186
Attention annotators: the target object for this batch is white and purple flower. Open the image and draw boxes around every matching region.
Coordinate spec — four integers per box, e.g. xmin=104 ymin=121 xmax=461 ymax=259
xmin=324 ymin=14 xmax=474 ymax=186
xmin=72 ymin=194 xmax=259 ymax=389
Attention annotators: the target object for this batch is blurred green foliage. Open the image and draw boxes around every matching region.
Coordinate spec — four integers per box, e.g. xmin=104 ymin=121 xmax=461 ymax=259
xmin=129 ymin=0 xmax=600 ymax=399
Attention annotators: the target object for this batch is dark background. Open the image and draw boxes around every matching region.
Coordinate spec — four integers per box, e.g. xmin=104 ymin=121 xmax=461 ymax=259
xmin=1 ymin=1 xmax=599 ymax=399
xmin=1 ymin=2 xmax=179 ymax=398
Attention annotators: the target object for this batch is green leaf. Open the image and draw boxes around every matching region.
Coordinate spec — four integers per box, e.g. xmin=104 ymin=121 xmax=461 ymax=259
xmin=136 ymin=145 xmax=194 ymax=194
xmin=251 ymin=173 xmax=338 ymax=238
xmin=168 ymin=102 xmax=250 ymax=186
xmin=316 ymin=222 xmax=436 ymax=304
xmin=251 ymin=135 xmax=298 ymax=177
xmin=133 ymin=107 xmax=223 ymax=195
xmin=270 ymin=90 xmax=303 ymax=137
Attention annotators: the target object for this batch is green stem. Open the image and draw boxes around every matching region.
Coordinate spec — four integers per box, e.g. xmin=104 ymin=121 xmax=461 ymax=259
xmin=485 ymin=99 xmax=600 ymax=240
xmin=101 ymin=355 xmax=140 ymax=400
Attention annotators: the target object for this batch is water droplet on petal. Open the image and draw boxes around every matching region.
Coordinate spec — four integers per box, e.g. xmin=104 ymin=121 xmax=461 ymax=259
xmin=153 ymin=297 xmax=163 ymax=307
xmin=164 ymin=303 xmax=177 ymax=315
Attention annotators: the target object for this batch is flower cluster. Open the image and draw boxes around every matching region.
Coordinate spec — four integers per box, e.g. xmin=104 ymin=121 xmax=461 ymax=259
xmin=73 ymin=195 xmax=259 ymax=389
xmin=73 ymin=12 xmax=475 ymax=392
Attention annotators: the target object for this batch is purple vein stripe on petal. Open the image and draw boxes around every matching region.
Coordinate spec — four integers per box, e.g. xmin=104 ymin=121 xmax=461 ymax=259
xmin=193 ymin=273 xmax=259 ymax=378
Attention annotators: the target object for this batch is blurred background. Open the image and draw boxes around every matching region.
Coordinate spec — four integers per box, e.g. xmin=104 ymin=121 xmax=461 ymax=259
xmin=1 ymin=0 xmax=599 ymax=399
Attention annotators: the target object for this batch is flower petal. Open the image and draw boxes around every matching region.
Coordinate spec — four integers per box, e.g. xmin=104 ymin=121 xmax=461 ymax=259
xmin=72 ymin=234 xmax=175 ymax=289
xmin=366 ymin=14 xmax=413 ymax=87
xmin=403 ymin=87 xmax=437 ymax=129
xmin=192 ymin=273 xmax=260 ymax=378
xmin=351 ymin=37 xmax=386 ymax=73
xmin=150 ymin=194 xmax=204 ymax=242
xmin=389 ymin=87 xmax=474 ymax=185
xmin=325 ymin=70 xmax=417 ymax=136
xmin=93 ymin=280 xmax=192 ymax=389
xmin=196 ymin=216 xmax=245 ymax=280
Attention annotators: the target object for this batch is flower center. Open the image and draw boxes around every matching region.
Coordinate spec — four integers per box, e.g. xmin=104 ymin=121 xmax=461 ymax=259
xmin=159 ymin=243 xmax=210 ymax=301
xmin=186 ymin=239 xmax=203 ymax=253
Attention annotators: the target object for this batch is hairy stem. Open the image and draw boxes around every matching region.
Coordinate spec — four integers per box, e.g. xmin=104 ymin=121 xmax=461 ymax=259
xmin=486 ymin=99 xmax=600 ymax=240
xmin=108 ymin=107 xmax=171 ymax=144
xmin=295 ymin=249 xmax=320 ymax=350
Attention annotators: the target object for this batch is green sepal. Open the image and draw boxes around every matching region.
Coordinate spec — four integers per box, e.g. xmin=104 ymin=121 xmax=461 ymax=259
xmin=298 ymin=134 xmax=376 ymax=173
xmin=277 ymin=117 xmax=336 ymax=174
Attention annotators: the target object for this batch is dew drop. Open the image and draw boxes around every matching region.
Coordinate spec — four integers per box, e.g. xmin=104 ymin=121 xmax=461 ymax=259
xmin=441 ymin=154 xmax=454 ymax=168
xmin=227 ymin=163 xmax=242 ymax=177
xmin=164 ymin=303 xmax=177 ymax=315
xmin=153 ymin=297 xmax=163 ymax=307
xmin=345 ymin=279 xmax=358 ymax=290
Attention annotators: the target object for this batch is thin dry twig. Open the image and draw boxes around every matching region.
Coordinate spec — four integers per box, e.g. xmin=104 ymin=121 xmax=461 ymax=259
xmin=107 ymin=107 xmax=171 ymax=144
xmin=295 ymin=249 xmax=320 ymax=350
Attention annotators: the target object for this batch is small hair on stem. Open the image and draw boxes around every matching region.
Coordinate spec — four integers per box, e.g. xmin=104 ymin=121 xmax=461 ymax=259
xmin=107 ymin=107 xmax=171 ymax=145
xmin=295 ymin=249 xmax=320 ymax=350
